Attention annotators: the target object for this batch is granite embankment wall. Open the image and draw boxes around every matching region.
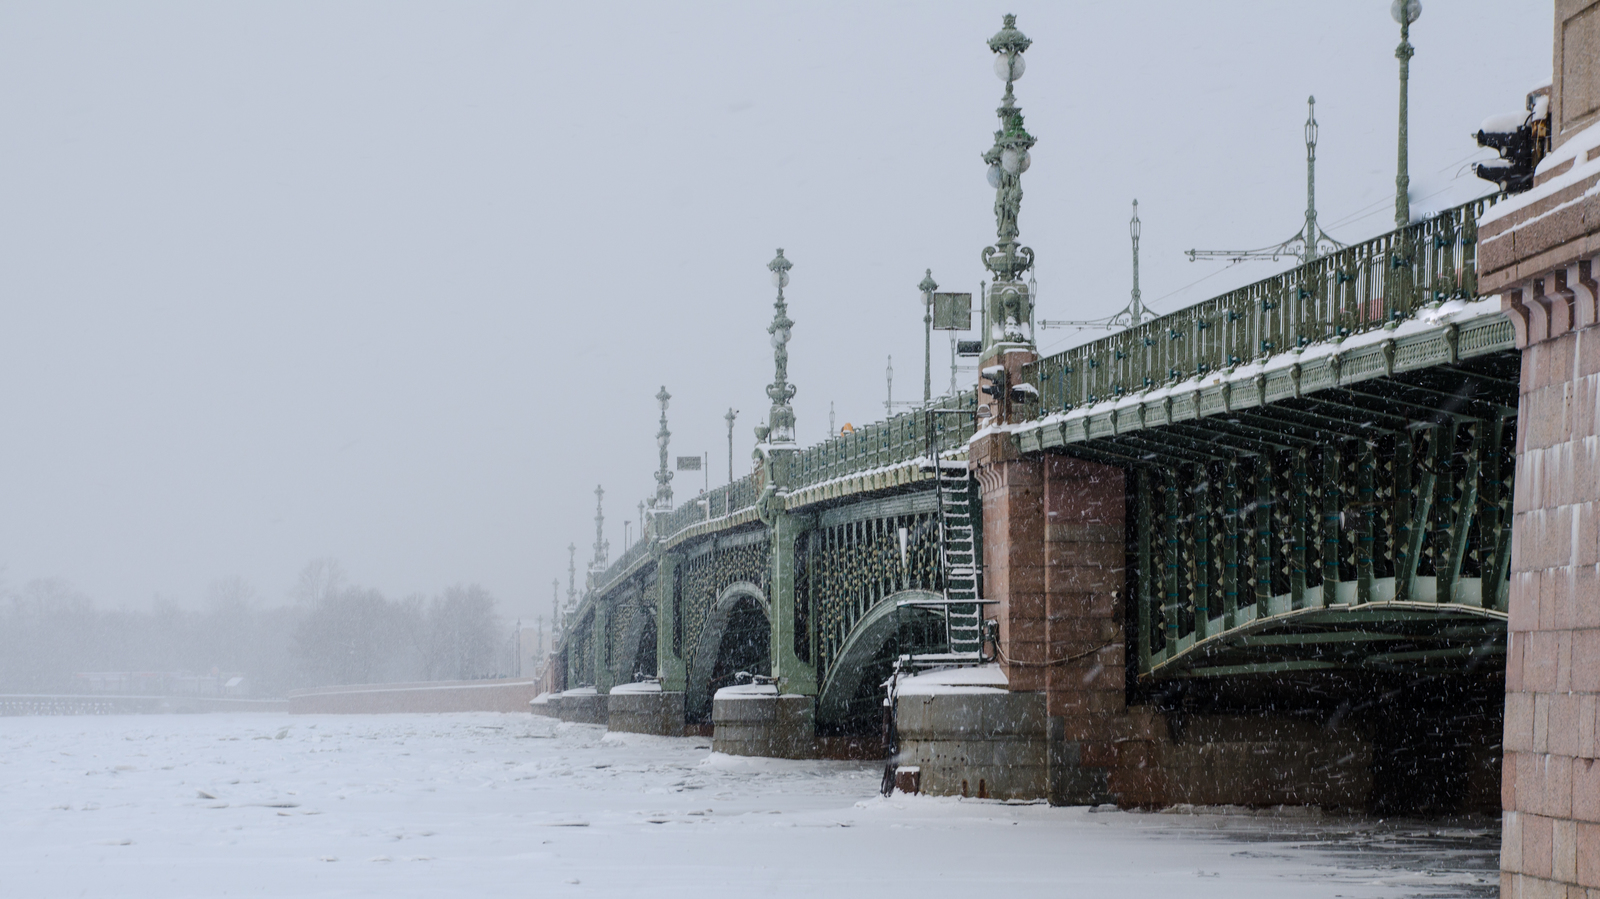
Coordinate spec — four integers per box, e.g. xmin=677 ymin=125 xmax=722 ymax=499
xmin=0 ymin=695 xmax=289 ymax=715
xmin=288 ymin=678 xmax=540 ymax=714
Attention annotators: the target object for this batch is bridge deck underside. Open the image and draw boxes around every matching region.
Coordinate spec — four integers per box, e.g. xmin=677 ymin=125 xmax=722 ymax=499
xmin=1046 ymin=350 xmax=1520 ymax=681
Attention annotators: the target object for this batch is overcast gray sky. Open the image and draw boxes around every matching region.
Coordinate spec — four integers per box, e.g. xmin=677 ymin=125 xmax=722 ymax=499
xmin=0 ymin=1 xmax=1552 ymax=621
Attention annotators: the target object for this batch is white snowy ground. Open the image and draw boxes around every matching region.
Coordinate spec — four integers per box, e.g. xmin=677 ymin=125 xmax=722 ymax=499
xmin=0 ymin=713 xmax=1498 ymax=899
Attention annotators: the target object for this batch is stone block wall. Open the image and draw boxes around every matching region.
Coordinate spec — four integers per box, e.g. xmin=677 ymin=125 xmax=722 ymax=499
xmin=712 ymin=694 xmax=815 ymax=759
xmin=1502 ymin=325 xmax=1600 ymax=899
xmin=1042 ymin=455 xmax=1126 ymax=804
xmin=559 ymin=691 xmax=609 ymax=726
xmin=287 ymin=678 xmax=541 ymax=714
xmin=607 ymin=690 xmax=685 ymax=736
xmin=1111 ymin=712 xmax=1372 ymax=809
xmin=971 ymin=435 xmax=1128 ymax=805
xmin=895 ymin=690 xmax=1047 ymax=800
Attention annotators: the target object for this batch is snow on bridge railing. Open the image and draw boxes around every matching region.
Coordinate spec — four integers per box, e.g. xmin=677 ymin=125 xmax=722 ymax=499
xmin=791 ymin=390 xmax=979 ymax=490
xmin=1022 ymin=194 xmax=1504 ymax=416
xmin=654 ymin=472 xmax=763 ymax=543
xmin=594 ymin=391 xmax=982 ymax=581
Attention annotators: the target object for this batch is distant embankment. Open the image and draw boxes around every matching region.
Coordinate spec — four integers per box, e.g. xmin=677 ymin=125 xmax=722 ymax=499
xmin=0 ymin=694 xmax=290 ymax=716
xmin=287 ymin=678 xmax=540 ymax=714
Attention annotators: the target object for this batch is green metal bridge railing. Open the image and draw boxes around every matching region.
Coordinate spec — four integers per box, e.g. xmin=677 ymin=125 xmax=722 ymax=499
xmin=792 ymin=390 xmax=979 ymax=490
xmin=1022 ymin=194 xmax=1501 ymax=412
xmin=586 ymin=391 xmax=982 ymax=594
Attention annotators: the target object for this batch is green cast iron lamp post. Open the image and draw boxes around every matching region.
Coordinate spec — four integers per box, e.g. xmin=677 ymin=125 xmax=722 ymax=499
xmin=980 ymin=14 xmax=1036 ymax=356
xmin=1393 ymin=0 xmax=1420 ymax=227
xmin=919 ymin=269 xmax=938 ymax=404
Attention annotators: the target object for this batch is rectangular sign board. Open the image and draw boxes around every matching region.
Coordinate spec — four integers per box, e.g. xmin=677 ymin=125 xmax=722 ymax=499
xmin=675 ymin=456 xmax=702 ymax=471
xmin=932 ymin=292 xmax=972 ymax=331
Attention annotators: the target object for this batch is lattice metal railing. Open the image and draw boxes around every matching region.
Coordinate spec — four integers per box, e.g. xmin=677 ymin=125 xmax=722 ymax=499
xmin=792 ymin=391 xmax=979 ymax=489
xmin=595 ymin=392 xmax=981 ymax=589
xmin=1024 ymin=195 xmax=1501 ymax=412
xmin=808 ymin=513 xmax=942 ymax=682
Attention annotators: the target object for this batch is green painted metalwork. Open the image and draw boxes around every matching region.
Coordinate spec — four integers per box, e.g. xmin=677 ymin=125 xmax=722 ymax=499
xmin=981 ymin=14 xmax=1036 ymax=294
xmin=1393 ymin=0 xmax=1421 ymax=227
xmin=1137 ymin=470 xmax=1153 ymax=671
xmin=810 ymin=513 xmax=941 ymax=680
xmin=1357 ymin=442 xmax=1376 ymax=604
xmin=1222 ymin=459 xmax=1240 ymax=630
xmin=1255 ymin=455 xmax=1273 ymax=613
xmin=1193 ymin=464 xmax=1211 ymax=640
xmin=1163 ymin=468 xmax=1181 ymax=652
xmin=1022 ymin=195 xmax=1499 ymax=411
xmin=676 ymin=537 xmax=772 ymax=694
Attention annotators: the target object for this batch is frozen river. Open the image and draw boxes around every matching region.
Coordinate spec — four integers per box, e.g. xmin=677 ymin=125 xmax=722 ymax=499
xmin=0 ymin=712 xmax=1498 ymax=898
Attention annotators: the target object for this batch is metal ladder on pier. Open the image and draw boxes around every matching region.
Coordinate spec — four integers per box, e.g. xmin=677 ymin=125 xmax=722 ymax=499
xmin=902 ymin=456 xmax=992 ymax=667
xmin=934 ymin=459 xmax=982 ymax=656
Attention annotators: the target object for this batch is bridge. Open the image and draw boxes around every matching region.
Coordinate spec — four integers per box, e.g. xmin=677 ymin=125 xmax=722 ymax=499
xmin=534 ymin=12 xmax=1588 ymax=826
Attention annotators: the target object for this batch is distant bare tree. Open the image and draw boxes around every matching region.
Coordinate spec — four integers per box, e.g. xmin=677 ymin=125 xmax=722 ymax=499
xmin=290 ymin=558 xmax=346 ymax=606
xmin=420 ymin=584 xmax=501 ymax=681
xmin=292 ymin=585 xmax=418 ymax=686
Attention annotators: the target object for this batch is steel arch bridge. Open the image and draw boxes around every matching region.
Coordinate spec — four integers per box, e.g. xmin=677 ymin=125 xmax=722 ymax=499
xmin=547 ymin=195 xmax=1515 ymax=745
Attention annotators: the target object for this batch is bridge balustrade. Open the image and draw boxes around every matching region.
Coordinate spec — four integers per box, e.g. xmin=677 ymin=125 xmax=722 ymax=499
xmin=1024 ymin=195 xmax=1499 ymax=411
xmin=791 ymin=391 xmax=979 ymax=491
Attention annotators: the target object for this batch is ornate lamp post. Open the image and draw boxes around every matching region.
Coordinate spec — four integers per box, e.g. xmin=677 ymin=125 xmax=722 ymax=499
xmin=1304 ymin=97 xmax=1321 ymax=261
xmin=752 ymin=248 xmax=814 ymax=695
xmin=651 ymin=387 xmax=673 ymax=514
xmin=590 ymin=485 xmax=608 ymax=575
xmin=565 ymin=543 xmax=577 ymax=614
xmin=550 ymin=578 xmax=560 ymax=643
xmin=1393 ymin=0 xmax=1421 ymax=227
xmin=980 ymin=14 xmax=1036 ymax=359
xmin=1129 ymin=200 xmax=1144 ymax=327
xmin=919 ymin=269 xmax=937 ymax=404
xmin=762 ymin=249 xmax=796 ymax=445
xmin=724 ymin=407 xmax=738 ymax=484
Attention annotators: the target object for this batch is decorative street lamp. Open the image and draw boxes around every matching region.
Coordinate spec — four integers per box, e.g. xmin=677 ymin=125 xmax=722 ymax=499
xmin=591 ymin=485 xmax=608 ymax=573
xmin=1393 ymin=0 xmax=1421 ymax=227
xmin=762 ymin=249 xmax=796 ymax=445
xmin=724 ymin=407 xmax=738 ymax=484
xmin=550 ymin=578 xmax=560 ymax=643
xmin=1129 ymin=200 xmax=1144 ymax=327
xmin=980 ymin=14 xmax=1037 ymax=355
xmin=919 ymin=269 xmax=938 ymax=404
xmin=651 ymin=387 xmax=673 ymax=513
xmin=565 ymin=543 xmax=577 ymax=613
xmin=1304 ymin=97 xmax=1321 ymax=261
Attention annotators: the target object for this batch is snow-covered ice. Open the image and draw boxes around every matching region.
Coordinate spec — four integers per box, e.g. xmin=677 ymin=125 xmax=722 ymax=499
xmin=0 ymin=713 xmax=1498 ymax=898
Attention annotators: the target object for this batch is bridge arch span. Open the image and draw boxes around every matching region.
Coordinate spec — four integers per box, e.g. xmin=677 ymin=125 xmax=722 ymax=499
xmin=816 ymin=589 xmax=946 ymax=735
xmin=686 ymin=581 xmax=771 ymax=721
xmin=614 ymin=597 xmax=657 ymax=686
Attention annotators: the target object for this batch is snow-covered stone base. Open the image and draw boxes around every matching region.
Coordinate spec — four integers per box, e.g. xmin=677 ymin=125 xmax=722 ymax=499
xmin=607 ymin=686 xmax=684 ymax=737
xmin=555 ymin=688 xmax=608 ymax=726
xmin=712 ymin=686 xmax=815 ymax=759
xmin=893 ymin=667 xmax=1048 ymax=801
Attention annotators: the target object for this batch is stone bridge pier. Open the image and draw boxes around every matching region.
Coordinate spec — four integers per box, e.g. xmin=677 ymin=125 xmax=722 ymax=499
xmin=1477 ymin=4 xmax=1600 ymax=890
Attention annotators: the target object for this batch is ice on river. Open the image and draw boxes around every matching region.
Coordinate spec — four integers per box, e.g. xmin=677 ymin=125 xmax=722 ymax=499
xmin=0 ymin=713 xmax=1498 ymax=898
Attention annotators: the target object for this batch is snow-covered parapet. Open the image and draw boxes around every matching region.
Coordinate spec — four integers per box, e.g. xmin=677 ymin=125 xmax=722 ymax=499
xmin=893 ymin=663 xmax=1008 ymax=696
xmin=608 ymin=680 xmax=662 ymax=695
xmin=712 ymin=683 xmax=777 ymax=701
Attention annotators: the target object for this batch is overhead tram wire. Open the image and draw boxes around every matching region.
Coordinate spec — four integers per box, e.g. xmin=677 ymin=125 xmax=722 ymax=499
xmin=1037 ymin=259 xmax=1245 ymax=356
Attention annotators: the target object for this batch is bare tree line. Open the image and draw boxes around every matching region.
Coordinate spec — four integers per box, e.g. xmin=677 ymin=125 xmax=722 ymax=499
xmin=0 ymin=560 xmax=516 ymax=698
